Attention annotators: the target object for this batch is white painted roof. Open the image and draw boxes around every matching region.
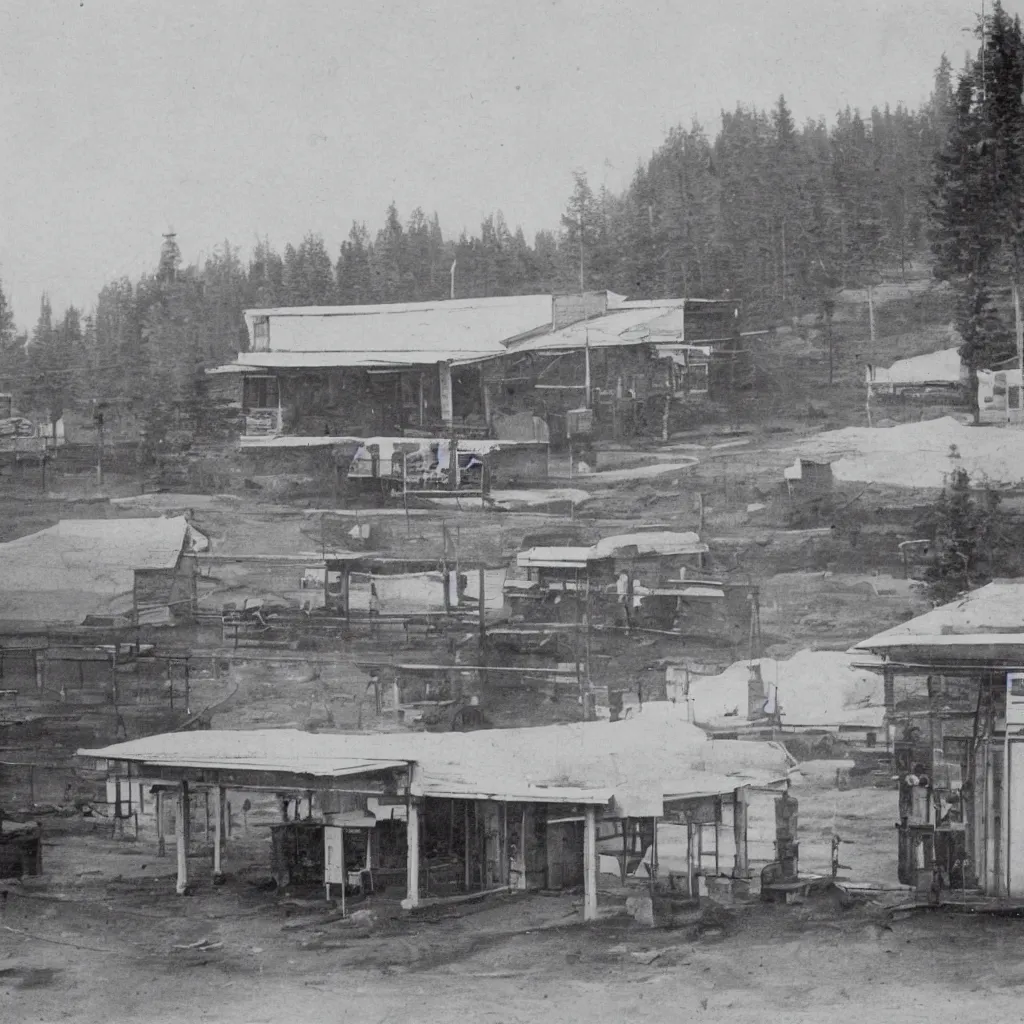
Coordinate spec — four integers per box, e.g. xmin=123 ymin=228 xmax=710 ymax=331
xmin=518 ymin=531 xmax=705 ymax=568
xmin=506 ymin=307 xmax=684 ymax=354
xmin=80 ymin=706 xmax=790 ymax=814
xmin=239 ymin=295 xmax=553 ymax=369
xmin=869 ymin=347 xmax=963 ymax=385
xmin=591 ymin=531 xmax=707 ymax=559
xmin=0 ymin=517 xmax=193 ymax=625
xmin=855 ymin=581 xmax=1024 ymax=651
xmin=684 ymin=649 xmax=887 ymax=729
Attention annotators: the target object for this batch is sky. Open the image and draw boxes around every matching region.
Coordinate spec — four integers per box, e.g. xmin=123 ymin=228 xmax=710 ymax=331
xmin=0 ymin=0 xmax=991 ymax=330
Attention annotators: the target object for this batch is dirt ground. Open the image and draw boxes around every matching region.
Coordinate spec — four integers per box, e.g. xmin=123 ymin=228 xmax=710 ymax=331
xmin=5 ymin=282 xmax=1017 ymax=1021
xmin=3 ymin=781 xmax=1020 ymax=1024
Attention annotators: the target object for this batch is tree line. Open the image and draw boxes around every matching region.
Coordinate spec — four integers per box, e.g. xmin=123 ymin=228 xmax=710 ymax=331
xmin=931 ymin=1 xmax=1024 ymax=419
xmin=0 ymin=57 xmax=959 ymax=451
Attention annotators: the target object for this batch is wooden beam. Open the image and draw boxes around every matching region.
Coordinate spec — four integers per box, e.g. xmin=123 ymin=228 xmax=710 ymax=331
xmin=213 ymin=785 xmax=224 ymax=879
xmin=583 ymin=805 xmax=598 ymax=921
xmin=176 ymin=781 xmax=189 ymax=895
xmin=405 ymin=799 xmax=420 ymax=909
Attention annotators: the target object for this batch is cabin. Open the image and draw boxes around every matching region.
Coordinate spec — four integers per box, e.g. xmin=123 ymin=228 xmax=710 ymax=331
xmin=209 ymin=291 xmax=759 ymax=453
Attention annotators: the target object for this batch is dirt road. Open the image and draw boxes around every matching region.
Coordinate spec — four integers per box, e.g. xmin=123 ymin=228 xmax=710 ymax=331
xmin=3 ymin=782 xmax=1017 ymax=1024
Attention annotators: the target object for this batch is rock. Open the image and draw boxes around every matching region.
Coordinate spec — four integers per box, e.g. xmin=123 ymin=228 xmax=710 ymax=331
xmin=625 ymin=895 xmax=656 ymax=927
xmin=348 ymin=908 xmax=378 ymax=928
xmin=630 ymin=949 xmax=663 ymax=965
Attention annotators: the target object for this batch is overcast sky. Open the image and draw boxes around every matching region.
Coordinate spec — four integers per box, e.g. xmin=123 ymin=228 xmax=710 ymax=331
xmin=0 ymin=0 xmax=987 ymax=329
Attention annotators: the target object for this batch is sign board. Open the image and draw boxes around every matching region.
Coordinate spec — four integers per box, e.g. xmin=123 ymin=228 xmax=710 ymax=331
xmin=324 ymin=825 xmax=346 ymax=885
xmin=1007 ymin=672 xmax=1024 ymax=728
xmin=664 ymin=795 xmax=721 ymax=826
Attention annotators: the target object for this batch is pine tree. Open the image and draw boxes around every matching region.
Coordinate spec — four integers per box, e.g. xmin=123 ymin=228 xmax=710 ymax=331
xmin=924 ymin=447 xmax=1001 ymax=603
xmin=336 ymin=223 xmax=374 ymax=305
xmin=561 ymin=171 xmax=600 ymax=292
xmin=0 ymin=278 xmax=22 ymax=391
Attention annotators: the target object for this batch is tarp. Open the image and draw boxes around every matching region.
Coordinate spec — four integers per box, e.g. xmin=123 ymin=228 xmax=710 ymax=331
xmin=685 ymin=649 xmax=886 ymax=729
xmin=868 ymin=347 xmax=964 ymax=385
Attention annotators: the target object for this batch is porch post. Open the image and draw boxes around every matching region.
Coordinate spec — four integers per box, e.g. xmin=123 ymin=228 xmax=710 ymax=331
xmin=156 ymin=788 xmax=165 ymax=857
xmin=733 ymin=786 xmax=749 ymax=877
xmin=583 ymin=805 xmax=598 ymax=922
xmin=175 ymin=781 xmax=189 ymax=895
xmin=213 ymin=785 xmax=224 ymax=879
xmin=406 ymin=799 xmax=420 ymax=908
xmin=439 ymin=361 xmax=454 ymax=428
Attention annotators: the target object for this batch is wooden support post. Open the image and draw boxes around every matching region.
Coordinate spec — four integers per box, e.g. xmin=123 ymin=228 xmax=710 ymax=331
xmin=583 ymin=805 xmax=598 ymax=922
xmin=176 ymin=782 xmax=189 ymax=895
xmin=342 ymin=566 xmax=350 ymax=626
xmin=33 ymin=651 xmax=43 ymax=691
xmin=686 ymin=823 xmax=695 ymax=898
xmin=620 ymin=822 xmax=629 ymax=884
xmin=406 ymin=800 xmax=420 ymax=908
xmin=500 ymin=802 xmax=508 ymax=887
xmin=213 ymin=785 xmax=224 ymax=878
xmin=733 ymin=787 xmax=749 ymax=877
xmin=464 ymin=802 xmax=471 ymax=891
xmin=156 ymin=789 xmax=165 ymax=857
xmin=478 ymin=566 xmax=486 ymax=641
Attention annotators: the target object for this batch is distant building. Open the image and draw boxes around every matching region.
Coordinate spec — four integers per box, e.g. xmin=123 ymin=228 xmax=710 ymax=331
xmin=209 ymin=291 xmax=757 ymax=450
xmin=855 ymin=581 xmax=1024 ymax=896
xmin=865 ymin=348 xmax=967 ymax=414
xmin=0 ymin=516 xmax=202 ymax=631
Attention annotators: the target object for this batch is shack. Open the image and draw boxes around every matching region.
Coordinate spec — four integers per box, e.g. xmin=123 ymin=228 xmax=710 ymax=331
xmin=79 ymin=711 xmax=792 ymax=917
xmin=505 ymin=531 xmax=712 ymax=629
xmin=0 ymin=517 xmax=202 ymax=632
xmin=854 ymin=581 xmax=1024 ymax=896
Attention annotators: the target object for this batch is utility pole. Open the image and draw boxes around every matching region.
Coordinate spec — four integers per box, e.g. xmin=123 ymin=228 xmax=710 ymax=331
xmin=578 ymin=213 xmax=585 ymax=293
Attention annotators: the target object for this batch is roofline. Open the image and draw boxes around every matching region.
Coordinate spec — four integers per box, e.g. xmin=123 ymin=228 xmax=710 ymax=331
xmin=243 ymin=295 xmax=554 ymax=319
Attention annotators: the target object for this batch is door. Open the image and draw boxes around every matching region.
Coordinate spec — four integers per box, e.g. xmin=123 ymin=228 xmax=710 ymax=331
xmin=324 ymin=826 xmax=346 ymax=886
xmin=546 ymin=821 xmax=584 ymax=889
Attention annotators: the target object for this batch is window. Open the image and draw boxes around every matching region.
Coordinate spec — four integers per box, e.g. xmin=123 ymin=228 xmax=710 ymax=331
xmin=252 ymin=316 xmax=270 ymax=352
xmin=243 ymin=375 xmax=279 ymax=410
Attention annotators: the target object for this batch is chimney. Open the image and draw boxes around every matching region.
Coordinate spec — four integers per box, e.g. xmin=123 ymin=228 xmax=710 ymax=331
xmin=747 ymin=663 xmax=765 ymax=720
xmin=552 ymin=291 xmax=608 ymax=331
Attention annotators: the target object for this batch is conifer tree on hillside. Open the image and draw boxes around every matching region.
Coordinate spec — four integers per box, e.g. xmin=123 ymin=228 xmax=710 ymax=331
xmin=931 ymin=5 xmax=1024 ymax=420
xmin=0 ymin=278 xmax=22 ymax=390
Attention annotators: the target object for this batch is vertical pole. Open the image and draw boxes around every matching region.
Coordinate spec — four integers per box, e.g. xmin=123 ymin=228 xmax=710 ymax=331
xmin=733 ymin=787 xmax=749 ymax=878
xmin=33 ymin=651 xmax=43 ymax=691
xmin=986 ymin=741 xmax=997 ymax=892
xmin=406 ymin=800 xmax=420 ymax=908
xmin=213 ymin=785 xmax=224 ymax=878
xmin=342 ymin=566 xmax=350 ymax=626
xmin=867 ymin=283 xmax=876 ymax=344
xmin=583 ymin=805 xmax=598 ymax=922
xmin=464 ymin=803 xmax=471 ymax=891
xmin=584 ymin=332 xmax=591 ymax=410
xmin=499 ymin=803 xmax=507 ymax=886
xmin=478 ymin=566 xmax=486 ymax=641
xmin=176 ymin=781 xmax=189 ymax=895
xmin=1015 ymin=281 xmax=1023 ymax=417
xmin=340 ymin=827 xmax=346 ymax=918
xmin=403 ymin=453 xmax=410 ymax=537
xmin=1004 ymin=723 xmax=1011 ymax=896
xmin=686 ymin=822 xmax=695 ymax=897
xmin=156 ymin=789 xmax=166 ymax=857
